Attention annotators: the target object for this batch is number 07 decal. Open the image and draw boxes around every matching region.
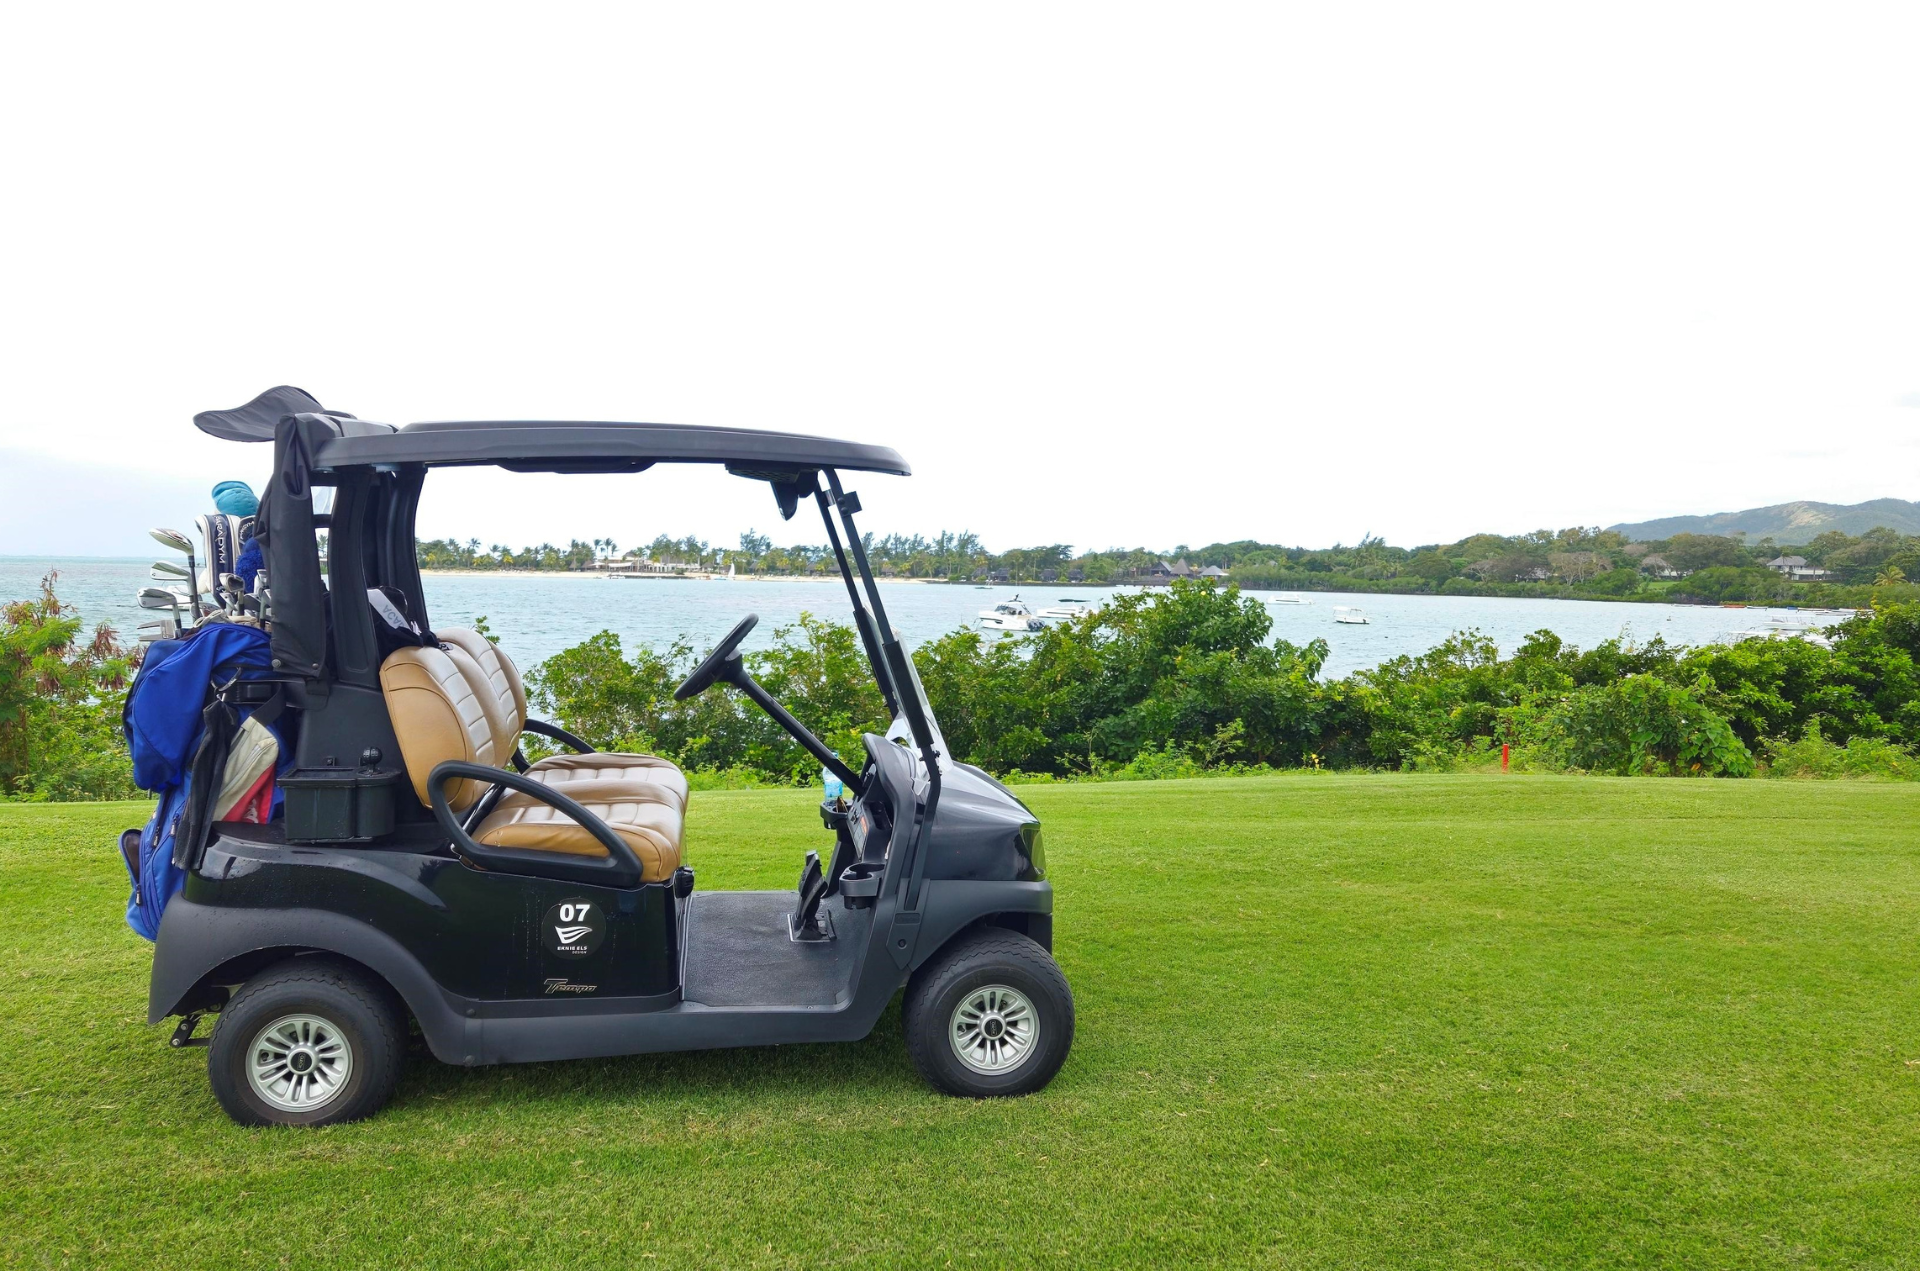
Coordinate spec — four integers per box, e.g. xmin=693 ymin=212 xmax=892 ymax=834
xmin=543 ymin=898 xmax=605 ymax=957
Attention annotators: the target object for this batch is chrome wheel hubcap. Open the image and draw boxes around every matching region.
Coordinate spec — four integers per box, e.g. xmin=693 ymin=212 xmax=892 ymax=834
xmin=246 ymin=1013 xmax=353 ymax=1113
xmin=950 ymin=984 xmax=1039 ymax=1074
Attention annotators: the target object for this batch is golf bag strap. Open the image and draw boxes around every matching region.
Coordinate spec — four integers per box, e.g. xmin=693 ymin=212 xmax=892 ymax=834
xmin=245 ymin=684 xmax=287 ymax=731
xmin=171 ymin=696 xmax=238 ymax=871
xmin=169 ymin=679 xmax=287 ymax=871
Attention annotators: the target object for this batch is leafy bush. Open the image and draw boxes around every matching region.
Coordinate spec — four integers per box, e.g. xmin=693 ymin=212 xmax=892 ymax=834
xmin=0 ymin=575 xmax=139 ymax=801
xmin=915 ymin=581 xmax=1335 ymax=774
xmin=1518 ymin=675 xmax=1754 ymax=776
xmin=1759 ymin=724 xmax=1920 ymax=780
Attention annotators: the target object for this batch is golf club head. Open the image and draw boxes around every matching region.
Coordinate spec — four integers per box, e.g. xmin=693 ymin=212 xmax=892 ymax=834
xmin=149 ymin=528 xmax=194 ymax=555
xmin=150 ymin=560 xmax=190 ymax=579
xmin=139 ymin=587 xmax=187 ymax=610
xmin=136 ymin=617 xmax=178 ymax=642
xmin=221 ymin=572 xmax=247 ymax=595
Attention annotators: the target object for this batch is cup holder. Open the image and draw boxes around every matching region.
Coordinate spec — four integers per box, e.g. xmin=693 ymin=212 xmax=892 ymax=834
xmin=836 ymin=862 xmax=882 ymax=907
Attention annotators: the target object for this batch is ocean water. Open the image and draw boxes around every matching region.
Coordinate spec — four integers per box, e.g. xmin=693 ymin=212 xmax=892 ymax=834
xmin=2 ymin=557 xmax=1847 ymax=681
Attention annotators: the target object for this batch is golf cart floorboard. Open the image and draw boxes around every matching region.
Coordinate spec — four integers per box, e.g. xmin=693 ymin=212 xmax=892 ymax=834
xmin=683 ymin=890 xmax=860 ymax=1008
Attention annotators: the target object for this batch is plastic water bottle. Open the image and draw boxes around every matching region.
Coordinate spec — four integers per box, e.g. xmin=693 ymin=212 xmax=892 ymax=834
xmin=822 ymin=767 xmax=844 ymax=806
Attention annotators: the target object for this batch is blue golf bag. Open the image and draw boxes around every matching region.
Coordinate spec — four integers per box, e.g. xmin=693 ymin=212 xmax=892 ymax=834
xmin=119 ymin=622 xmax=289 ymax=940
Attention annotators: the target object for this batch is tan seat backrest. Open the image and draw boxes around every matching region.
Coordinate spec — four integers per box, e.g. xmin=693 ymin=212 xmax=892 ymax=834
xmin=437 ymin=628 xmax=527 ymax=759
xmin=379 ymin=643 xmax=500 ymax=810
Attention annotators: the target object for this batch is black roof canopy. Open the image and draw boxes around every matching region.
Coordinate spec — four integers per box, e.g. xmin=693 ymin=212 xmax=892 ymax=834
xmin=313 ymin=419 xmax=910 ymax=476
xmin=191 ymin=387 xmax=909 ymax=476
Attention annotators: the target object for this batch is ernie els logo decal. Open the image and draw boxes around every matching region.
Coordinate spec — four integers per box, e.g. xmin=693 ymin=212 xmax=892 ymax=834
xmin=542 ymin=899 xmax=605 ymax=958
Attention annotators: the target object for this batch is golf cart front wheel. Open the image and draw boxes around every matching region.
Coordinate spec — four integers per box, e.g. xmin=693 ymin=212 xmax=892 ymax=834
xmin=904 ymin=930 xmax=1073 ymax=1097
xmin=207 ymin=958 xmax=404 ymax=1127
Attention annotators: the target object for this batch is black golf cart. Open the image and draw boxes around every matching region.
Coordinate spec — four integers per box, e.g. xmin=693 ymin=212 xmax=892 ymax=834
xmin=152 ymin=388 xmax=1070 ymax=1126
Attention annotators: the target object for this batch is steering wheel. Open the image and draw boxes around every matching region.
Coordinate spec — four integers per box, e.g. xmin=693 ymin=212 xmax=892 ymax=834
xmin=675 ymin=614 xmax=759 ymax=700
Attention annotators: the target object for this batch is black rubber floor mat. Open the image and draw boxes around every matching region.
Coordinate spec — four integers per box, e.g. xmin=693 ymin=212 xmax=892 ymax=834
xmin=683 ymin=890 xmax=846 ymax=1007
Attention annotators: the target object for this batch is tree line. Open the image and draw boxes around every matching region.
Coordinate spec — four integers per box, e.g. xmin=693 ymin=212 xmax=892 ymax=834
xmin=414 ymin=525 xmax=1920 ymax=608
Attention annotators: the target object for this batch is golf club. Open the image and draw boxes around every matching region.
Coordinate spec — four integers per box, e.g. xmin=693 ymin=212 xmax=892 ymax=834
xmin=148 ymin=528 xmax=201 ymax=619
xmin=150 ymin=560 xmax=190 ymax=579
xmin=138 ymin=586 xmax=188 ymax=610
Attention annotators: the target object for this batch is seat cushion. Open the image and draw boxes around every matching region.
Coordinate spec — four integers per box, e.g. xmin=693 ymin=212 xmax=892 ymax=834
xmin=473 ymin=778 xmax=684 ymax=882
xmin=526 ymin=752 xmax=690 ymax=811
xmin=379 ymin=644 xmax=499 ymax=810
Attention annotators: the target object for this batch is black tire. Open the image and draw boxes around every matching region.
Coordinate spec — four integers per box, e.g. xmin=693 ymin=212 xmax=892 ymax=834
xmin=903 ymin=929 xmax=1074 ymax=1097
xmin=207 ymin=958 xmax=405 ymax=1127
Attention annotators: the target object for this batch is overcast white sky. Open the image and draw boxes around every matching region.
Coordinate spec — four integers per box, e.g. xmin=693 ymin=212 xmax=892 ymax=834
xmin=2 ymin=3 xmax=1916 ymax=557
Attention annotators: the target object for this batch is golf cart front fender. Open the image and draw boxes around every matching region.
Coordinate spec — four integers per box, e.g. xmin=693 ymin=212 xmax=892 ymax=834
xmin=908 ymin=879 xmax=1053 ymax=973
xmin=148 ymin=897 xmax=471 ymax=1063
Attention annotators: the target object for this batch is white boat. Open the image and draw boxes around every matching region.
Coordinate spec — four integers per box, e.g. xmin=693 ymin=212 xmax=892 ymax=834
xmin=1035 ymin=598 xmax=1091 ymax=621
xmin=1332 ymin=606 xmax=1370 ymax=625
xmin=1266 ymin=592 xmax=1312 ymax=605
xmin=979 ymin=596 xmax=1045 ymax=632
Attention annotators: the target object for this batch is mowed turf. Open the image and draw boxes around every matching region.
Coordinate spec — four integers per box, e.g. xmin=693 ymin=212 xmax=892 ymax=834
xmin=2 ymin=775 xmax=1918 ymax=1269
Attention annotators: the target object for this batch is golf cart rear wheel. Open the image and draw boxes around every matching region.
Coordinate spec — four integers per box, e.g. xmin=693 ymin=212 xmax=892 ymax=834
xmin=904 ymin=930 xmax=1073 ymax=1097
xmin=207 ymin=959 xmax=404 ymax=1127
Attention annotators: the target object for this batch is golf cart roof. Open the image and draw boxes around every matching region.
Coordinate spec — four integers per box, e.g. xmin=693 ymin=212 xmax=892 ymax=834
xmin=320 ymin=419 xmax=909 ymax=476
xmin=193 ymin=387 xmax=910 ymax=476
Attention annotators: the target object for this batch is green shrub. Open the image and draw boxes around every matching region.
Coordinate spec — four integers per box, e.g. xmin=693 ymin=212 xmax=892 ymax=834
xmin=1760 ymin=724 xmax=1920 ymax=780
xmin=0 ymin=574 xmax=139 ymax=801
xmin=1520 ymin=675 xmax=1753 ymax=777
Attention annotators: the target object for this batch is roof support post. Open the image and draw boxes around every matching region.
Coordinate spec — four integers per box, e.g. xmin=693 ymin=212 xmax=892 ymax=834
xmin=814 ymin=477 xmax=899 ymax=715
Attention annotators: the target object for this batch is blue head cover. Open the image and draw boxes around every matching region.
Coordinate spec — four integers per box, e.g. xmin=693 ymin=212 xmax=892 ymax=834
xmin=212 ymin=480 xmax=259 ymax=517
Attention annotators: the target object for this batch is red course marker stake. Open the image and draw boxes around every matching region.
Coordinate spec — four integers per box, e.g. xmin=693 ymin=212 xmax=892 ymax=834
xmin=1501 ymin=743 xmax=1511 ymax=772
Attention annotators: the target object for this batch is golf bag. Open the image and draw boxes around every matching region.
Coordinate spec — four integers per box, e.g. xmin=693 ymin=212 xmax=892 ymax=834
xmin=122 ymin=784 xmax=192 ymax=941
xmin=120 ymin=622 xmax=289 ymax=940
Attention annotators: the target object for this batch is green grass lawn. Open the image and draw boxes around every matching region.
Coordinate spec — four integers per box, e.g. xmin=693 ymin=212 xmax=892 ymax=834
xmin=3 ymin=774 xmax=1918 ymax=1268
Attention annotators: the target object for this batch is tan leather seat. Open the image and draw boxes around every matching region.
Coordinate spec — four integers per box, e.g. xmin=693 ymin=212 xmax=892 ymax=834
xmin=436 ymin=628 xmax=687 ymax=810
xmin=379 ymin=639 xmax=686 ymax=881
xmin=472 ymin=778 xmax=683 ymax=881
xmin=514 ymin=752 xmax=690 ymax=809
xmin=378 ymin=643 xmax=501 ymax=812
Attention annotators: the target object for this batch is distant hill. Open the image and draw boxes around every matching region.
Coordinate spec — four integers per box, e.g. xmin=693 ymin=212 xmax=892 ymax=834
xmin=1608 ymin=498 xmax=1920 ymax=545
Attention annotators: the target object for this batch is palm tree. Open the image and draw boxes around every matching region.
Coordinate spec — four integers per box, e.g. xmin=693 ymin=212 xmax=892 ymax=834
xmin=1869 ymin=562 xmax=1907 ymax=610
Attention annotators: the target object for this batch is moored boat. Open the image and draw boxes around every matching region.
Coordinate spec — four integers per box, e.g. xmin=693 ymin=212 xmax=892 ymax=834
xmin=980 ymin=596 xmax=1044 ymax=631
